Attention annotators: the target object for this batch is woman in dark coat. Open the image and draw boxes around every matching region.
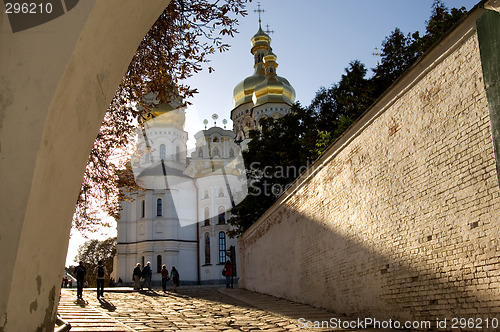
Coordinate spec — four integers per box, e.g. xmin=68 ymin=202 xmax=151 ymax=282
xmin=132 ymin=263 xmax=142 ymax=290
xmin=170 ymin=266 xmax=180 ymax=292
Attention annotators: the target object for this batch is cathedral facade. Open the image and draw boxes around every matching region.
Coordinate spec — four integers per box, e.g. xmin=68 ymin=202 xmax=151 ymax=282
xmin=115 ymin=19 xmax=295 ymax=286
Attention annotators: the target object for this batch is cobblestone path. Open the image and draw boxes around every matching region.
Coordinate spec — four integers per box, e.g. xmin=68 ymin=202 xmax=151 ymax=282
xmin=56 ymin=287 xmax=400 ymax=331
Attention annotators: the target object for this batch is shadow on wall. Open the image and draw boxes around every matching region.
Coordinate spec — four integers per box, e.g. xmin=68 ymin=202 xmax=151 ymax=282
xmin=240 ymin=204 xmax=500 ymax=323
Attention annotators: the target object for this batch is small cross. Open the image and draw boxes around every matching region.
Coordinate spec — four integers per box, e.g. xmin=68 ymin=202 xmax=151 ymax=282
xmin=265 ymin=24 xmax=274 ymax=35
xmin=372 ymin=47 xmax=381 ymax=66
xmin=254 ymin=2 xmax=265 ymax=25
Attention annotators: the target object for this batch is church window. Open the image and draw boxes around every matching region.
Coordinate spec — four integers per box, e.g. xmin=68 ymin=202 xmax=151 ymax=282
xmin=141 ymin=200 xmax=145 ymax=218
xmin=213 ymin=148 xmax=220 ymax=157
xmin=229 ymin=148 xmax=235 ymax=158
xmin=160 ymin=144 xmax=166 ymax=160
xmin=198 ymin=148 xmax=203 ymax=158
xmin=176 ymin=146 xmax=181 ymax=162
xmin=204 ymin=207 xmax=210 ymax=226
xmin=219 ymin=232 xmax=226 ymax=263
xmin=213 ymin=136 xmax=219 ymax=143
xmin=157 ymin=255 xmax=162 ymax=273
xmin=204 ymin=233 xmax=211 ymax=265
xmin=218 ymin=206 xmax=226 ymax=224
xmin=157 ymin=198 xmax=162 ymax=216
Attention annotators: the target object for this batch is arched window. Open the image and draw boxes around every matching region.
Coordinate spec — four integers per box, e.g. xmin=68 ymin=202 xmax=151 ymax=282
xmin=198 ymin=148 xmax=203 ymax=158
xmin=219 ymin=232 xmax=226 ymax=263
xmin=213 ymin=136 xmax=219 ymax=143
xmin=229 ymin=148 xmax=235 ymax=158
xmin=204 ymin=207 xmax=210 ymax=226
xmin=157 ymin=255 xmax=162 ymax=273
xmin=160 ymin=144 xmax=166 ymax=160
xmin=204 ymin=233 xmax=211 ymax=265
xmin=157 ymin=198 xmax=162 ymax=216
xmin=218 ymin=206 xmax=225 ymax=224
xmin=176 ymin=146 xmax=180 ymax=162
xmin=141 ymin=200 xmax=145 ymax=218
xmin=213 ymin=148 xmax=220 ymax=157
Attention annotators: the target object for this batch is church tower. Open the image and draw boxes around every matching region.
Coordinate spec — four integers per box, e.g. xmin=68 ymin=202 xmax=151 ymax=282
xmin=230 ymin=12 xmax=296 ymax=148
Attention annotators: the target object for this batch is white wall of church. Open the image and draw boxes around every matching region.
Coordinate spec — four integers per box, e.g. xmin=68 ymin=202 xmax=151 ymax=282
xmin=0 ymin=1 xmax=170 ymax=329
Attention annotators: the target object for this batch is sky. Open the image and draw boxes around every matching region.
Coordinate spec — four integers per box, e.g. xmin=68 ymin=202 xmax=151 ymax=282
xmin=65 ymin=0 xmax=481 ymax=266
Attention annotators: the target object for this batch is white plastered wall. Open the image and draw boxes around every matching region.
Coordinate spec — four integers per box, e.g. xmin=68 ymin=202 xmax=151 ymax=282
xmin=0 ymin=1 xmax=170 ymax=330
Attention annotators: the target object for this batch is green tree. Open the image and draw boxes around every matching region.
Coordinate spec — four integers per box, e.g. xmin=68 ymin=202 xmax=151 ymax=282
xmin=372 ymin=1 xmax=467 ymax=97
xmin=372 ymin=28 xmax=416 ymax=96
xmin=74 ymin=237 xmax=117 ymax=287
xmin=73 ymin=0 xmax=249 ymax=232
xmin=310 ymin=61 xmax=373 ymax=131
xmin=229 ymin=104 xmax=316 ymax=235
xmin=416 ymin=0 xmax=467 ymax=54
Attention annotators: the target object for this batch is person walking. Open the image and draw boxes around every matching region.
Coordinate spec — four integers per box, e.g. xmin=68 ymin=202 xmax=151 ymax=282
xmin=160 ymin=265 xmax=169 ymax=293
xmin=93 ymin=260 xmax=107 ymax=300
xmin=170 ymin=266 xmax=179 ymax=292
xmin=142 ymin=261 xmax=153 ymax=290
xmin=74 ymin=261 xmax=86 ymax=300
xmin=132 ymin=263 xmax=142 ymax=290
xmin=224 ymin=260 xmax=233 ymax=289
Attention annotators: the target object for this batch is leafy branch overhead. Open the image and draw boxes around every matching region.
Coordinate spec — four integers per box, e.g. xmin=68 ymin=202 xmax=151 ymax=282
xmin=73 ymin=0 xmax=249 ymax=232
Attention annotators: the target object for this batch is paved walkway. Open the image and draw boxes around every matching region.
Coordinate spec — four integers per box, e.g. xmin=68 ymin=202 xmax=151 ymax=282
xmin=56 ymin=286 xmax=402 ymax=331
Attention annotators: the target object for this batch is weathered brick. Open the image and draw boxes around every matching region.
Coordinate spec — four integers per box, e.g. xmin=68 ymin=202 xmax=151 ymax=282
xmin=239 ymin=16 xmax=500 ymax=328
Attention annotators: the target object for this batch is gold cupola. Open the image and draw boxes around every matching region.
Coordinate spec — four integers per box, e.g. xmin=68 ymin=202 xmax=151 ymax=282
xmin=252 ymin=48 xmax=296 ymax=107
xmin=232 ymin=25 xmax=271 ymax=109
xmin=139 ymin=92 xmax=186 ymax=129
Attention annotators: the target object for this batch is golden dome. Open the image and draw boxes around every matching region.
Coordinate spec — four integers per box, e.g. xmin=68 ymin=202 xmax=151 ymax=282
xmin=232 ymin=23 xmax=295 ymax=109
xmin=252 ymin=76 xmax=295 ymax=107
xmin=252 ymin=49 xmax=295 ymax=107
xmin=251 ymin=27 xmax=271 ymax=52
xmin=232 ymin=73 xmax=265 ymax=108
xmin=140 ymin=100 xmax=186 ymax=129
xmin=232 ymin=26 xmax=272 ymax=109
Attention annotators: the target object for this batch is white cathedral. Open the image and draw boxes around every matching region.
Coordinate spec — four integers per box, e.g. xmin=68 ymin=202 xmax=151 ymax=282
xmin=114 ymin=19 xmax=296 ymax=285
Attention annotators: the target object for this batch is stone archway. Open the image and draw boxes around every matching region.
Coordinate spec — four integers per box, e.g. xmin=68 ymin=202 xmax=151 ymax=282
xmin=0 ymin=1 xmax=170 ymax=330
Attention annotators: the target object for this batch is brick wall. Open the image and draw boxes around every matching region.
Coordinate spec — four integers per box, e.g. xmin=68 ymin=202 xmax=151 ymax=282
xmin=239 ymin=9 xmax=500 ymax=326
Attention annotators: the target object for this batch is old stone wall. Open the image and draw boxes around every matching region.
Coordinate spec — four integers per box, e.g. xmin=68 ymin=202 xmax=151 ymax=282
xmin=239 ymin=9 xmax=500 ymax=326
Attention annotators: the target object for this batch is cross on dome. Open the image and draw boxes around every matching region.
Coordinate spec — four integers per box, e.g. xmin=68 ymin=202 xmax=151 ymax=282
xmin=254 ymin=2 xmax=265 ymax=27
xmin=265 ymin=24 xmax=274 ymax=35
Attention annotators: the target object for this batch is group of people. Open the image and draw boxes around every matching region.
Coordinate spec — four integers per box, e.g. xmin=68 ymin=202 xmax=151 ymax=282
xmin=61 ymin=276 xmax=73 ymax=288
xmin=71 ymin=259 xmax=231 ymax=300
xmin=73 ymin=260 xmax=108 ymax=300
xmin=133 ymin=262 xmax=180 ymax=293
